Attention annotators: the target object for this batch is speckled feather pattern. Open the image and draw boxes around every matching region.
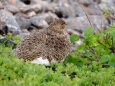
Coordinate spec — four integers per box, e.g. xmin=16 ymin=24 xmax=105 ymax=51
xmin=16 ymin=19 xmax=71 ymax=63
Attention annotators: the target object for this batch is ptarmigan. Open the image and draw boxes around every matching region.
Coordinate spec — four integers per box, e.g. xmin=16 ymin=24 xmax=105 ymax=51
xmin=16 ymin=19 xmax=71 ymax=65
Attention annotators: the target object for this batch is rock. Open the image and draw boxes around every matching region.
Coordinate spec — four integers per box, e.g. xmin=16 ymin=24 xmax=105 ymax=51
xmin=5 ymin=4 xmax=20 ymax=14
xmin=54 ymin=2 xmax=76 ymax=18
xmin=70 ymin=2 xmax=85 ymax=17
xmin=27 ymin=11 xmax=36 ymax=17
xmin=15 ymin=13 xmax=31 ymax=30
xmin=79 ymin=0 xmax=94 ymax=7
xmin=0 ymin=9 xmax=21 ymax=35
xmin=19 ymin=4 xmax=42 ymax=13
xmin=99 ymin=0 xmax=115 ymax=24
xmin=1 ymin=0 xmax=16 ymax=5
xmin=29 ymin=12 xmax=58 ymax=28
xmin=19 ymin=29 xmax=30 ymax=38
xmin=14 ymin=0 xmax=27 ymax=7
xmin=0 ymin=5 xmax=4 ymax=9
xmin=82 ymin=6 xmax=103 ymax=15
xmin=89 ymin=15 xmax=109 ymax=29
xmin=0 ymin=21 xmax=6 ymax=35
xmin=38 ymin=12 xmax=58 ymax=24
xmin=65 ymin=15 xmax=109 ymax=33
xmin=20 ymin=0 xmax=31 ymax=5
xmin=99 ymin=0 xmax=115 ymax=12
xmin=1 ymin=0 xmax=9 ymax=5
xmin=30 ymin=15 xmax=48 ymax=29
xmin=0 ymin=2 xmax=4 ymax=9
xmin=31 ymin=0 xmax=48 ymax=5
xmin=101 ymin=0 xmax=115 ymax=5
xmin=94 ymin=0 xmax=101 ymax=3
xmin=29 ymin=12 xmax=58 ymax=31
xmin=70 ymin=2 xmax=103 ymax=17
xmin=1 ymin=0 xmax=27 ymax=9
xmin=8 ymin=0 xmax=16 ymax=4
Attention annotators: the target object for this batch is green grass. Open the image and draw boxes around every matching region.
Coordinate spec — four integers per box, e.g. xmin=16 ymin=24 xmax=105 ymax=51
xmin=0 ymin=24 xmax=115 ymax=86
xmin=0 ymin=49 xmax=115 ymax=86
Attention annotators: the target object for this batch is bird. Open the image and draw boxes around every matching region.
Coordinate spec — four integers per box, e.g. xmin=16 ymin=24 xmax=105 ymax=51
xmin=15 ymin=18 xmax=71 ymax=65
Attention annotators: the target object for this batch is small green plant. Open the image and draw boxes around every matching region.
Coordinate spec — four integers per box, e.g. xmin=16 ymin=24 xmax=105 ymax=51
xmin=70 ymin=34 xmax=80 ymax=43
xmin=103 ymin=10 xmax=112 ymax=17
xmin=68 ymin=24 xmax=115 ymax=67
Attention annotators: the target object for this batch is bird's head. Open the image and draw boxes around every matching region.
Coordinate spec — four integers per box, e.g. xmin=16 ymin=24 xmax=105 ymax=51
xmin=48 ymin=18 xmax=66 ymax=32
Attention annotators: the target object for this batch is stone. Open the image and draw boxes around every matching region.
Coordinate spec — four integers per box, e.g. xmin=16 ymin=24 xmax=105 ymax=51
xmin=82 ymin=6 xmax=103 ymax=15
xmin=14 ymin=0 xmax=27 ymax=7
xmin=29 ymin=12 xmax=58 ymax=28
xmin=54 ymin=2 xmax=76 ymax=18
xmin=65 ymin=15 xmax=109 ymax=33
xmin=99 ymin=0 xmax=115 ymax=12
xmin=15 ymin=13 xmax=31 ymax=30
xmin=27 ymin=11 xmax=36 ymax=17
xmin=5 ymin=4 xmax=20 ymax=14
xmin=30 ymin=15 xmax=48 ymax=29
xmin=79 ymin=0 xmax=94 ymax=7
xmin=94 ymin=0 xmax=101 ymax=3
xmin=20 ymin=0 xmax=31 ymax=5
xmin=31 ymin=0 xmax=48 ymax=5
xmin=71 ymin=2 xmax=85 ymax=17
xmin=0 ymin=9 xmax=21 ymax=35
xmin=19 ymin=4 xmax=42 ymax=13
xmin=38 ymin=12 xmax=58 ymax=24
xmin=0 ymin=21 xmax=6 ymax=35
xmin=8 ymin=0 xmax=16 ymax=4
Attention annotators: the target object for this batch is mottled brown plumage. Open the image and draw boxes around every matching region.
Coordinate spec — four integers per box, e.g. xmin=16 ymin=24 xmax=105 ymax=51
xmin=16 ymin=19 xmax=71 ymax=64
